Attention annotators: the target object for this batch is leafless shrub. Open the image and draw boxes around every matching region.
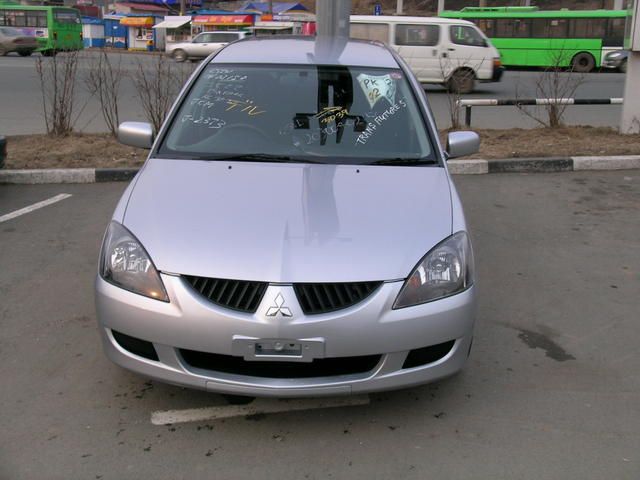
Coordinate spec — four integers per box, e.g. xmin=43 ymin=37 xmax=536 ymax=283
xmin=440 ymin=56 xmax=479 ymax=129
xmin=131 ymin=55 xmax=196 ymax=133
xmin=35 ymin=51 xmax=82 ymax=136
xmin=85 ymin=50 xmax=125 ymax=137
xmin=515 ymin=51 xmax=586 ymax=128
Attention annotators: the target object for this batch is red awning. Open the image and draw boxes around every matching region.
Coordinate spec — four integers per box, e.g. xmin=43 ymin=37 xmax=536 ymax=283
xmin=192 ymin=14 xmax=253 ymax=25
xmin=117 ymin=2 xmax=168 ymax=12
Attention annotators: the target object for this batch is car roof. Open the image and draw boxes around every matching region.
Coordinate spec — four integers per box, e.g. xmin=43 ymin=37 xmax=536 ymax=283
xmin=351 ymin=15 xmax=473 ymax=25
xmin=212 ymin=36 xmax=399 ymax=68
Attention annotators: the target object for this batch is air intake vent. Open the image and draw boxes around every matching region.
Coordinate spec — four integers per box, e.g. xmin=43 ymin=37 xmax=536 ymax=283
xmin=184 ymin=276 xmax=268 ymax=313
xmin=293 ymin=281 xmax=382 ymax=315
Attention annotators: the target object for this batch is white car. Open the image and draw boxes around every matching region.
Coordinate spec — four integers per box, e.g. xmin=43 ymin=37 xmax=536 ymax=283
xmin=166 ymin=31 xmax=248 ymax=62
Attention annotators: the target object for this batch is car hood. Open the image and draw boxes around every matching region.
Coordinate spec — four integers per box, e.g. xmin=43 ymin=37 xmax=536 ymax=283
xmin=123 ymin=158 xmax=452 ymax=283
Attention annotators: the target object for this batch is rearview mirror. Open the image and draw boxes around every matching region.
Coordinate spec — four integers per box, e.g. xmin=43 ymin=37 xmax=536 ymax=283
xmin=118 ymin=122 xmax=154 ymax=149
xmin=446 ymin=131 xmax=480 ymax=159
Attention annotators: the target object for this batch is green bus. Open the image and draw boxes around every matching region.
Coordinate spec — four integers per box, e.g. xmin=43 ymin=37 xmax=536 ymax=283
xmin=440 ymin=7 xmax=627 ymax=72
xmin=0 ymin=3 xmax=83 ymax=55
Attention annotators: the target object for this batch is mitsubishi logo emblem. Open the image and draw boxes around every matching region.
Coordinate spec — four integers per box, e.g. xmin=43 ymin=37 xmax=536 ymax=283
xmin=265 ymin=293 xmax=292 ymax=317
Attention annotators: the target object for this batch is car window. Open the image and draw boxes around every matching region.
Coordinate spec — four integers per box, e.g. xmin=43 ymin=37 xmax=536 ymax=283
xmin=395 ymin=24 xmax=439 ymax=46
xmin=193 ymin=33 xmax=212 ymax=43
xmin=450 ymin=25 xmax=486 ymax=47
xmin=158 ymin=63 xmax=435 ymax=165
xmin=350 ymin=23 xmax=390 ymax=43
xmin=208 ymin=32 xmax=237 ymax=42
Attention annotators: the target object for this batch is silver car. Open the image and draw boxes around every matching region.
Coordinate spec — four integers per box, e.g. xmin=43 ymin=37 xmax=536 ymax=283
xmin=167 ymin=31 xmax=248 ymax=62
xmin=96 ymin=36 xmax=479 ymax=397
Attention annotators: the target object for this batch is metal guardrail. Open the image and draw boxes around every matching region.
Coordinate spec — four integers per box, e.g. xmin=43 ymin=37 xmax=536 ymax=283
xmin=457 ymin=98 xmax=624 ymax=127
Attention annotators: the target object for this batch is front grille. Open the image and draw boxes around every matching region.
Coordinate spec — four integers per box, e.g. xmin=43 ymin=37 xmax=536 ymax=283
xmin=184 ymin=276 xmax=267 ymax=313
xmin=293 ymin=281 xmax=382 ymax=315
xmin=180 ymin=349 xmax=381 ymax=378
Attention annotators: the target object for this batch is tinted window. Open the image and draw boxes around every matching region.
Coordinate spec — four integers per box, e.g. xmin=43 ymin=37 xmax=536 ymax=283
xmin=605 ymin=17 xmax=625 ymax=46
xmin=570 ymin=18 xmax=606 ymax=38
xmin=450 ymin=25 xmax=486 ymax=47
xmin=475 ymin=18 xmax=496 ymax=37
xmin=208 ymin=32 xmax=236 ymax=42
xmin=548 ymin=18 xmax=568 ymax=38
xmin=494 ymin=18 xmax=530 ymax=38
xmin=53 ymin=9 xmax=79 ymax=24
xmin=395 ymin=24 xmax=439 ymax=46
xmin=350 ymin=23 xmax=389 ymax=43
xmin=194 ymin=33 xmax=213 ymax=43
xmin=159 ymin=64 xmax=435 ymax=165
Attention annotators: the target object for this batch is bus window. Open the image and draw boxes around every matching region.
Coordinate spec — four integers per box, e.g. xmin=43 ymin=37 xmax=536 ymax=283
xmin=476 ymin=19 xmax=496 ymax=37
xmin=53 ymin=9 xmax=80 ymax=24
xmin=570 ymin=18 xmax=606 ymax=38
xmin=494 ymin=18 xmax=529 ymax=38
xmin=531 ymin=18 xmax=549 ymax=38
xmin=395 ymin=24 xmax=439 ymax=46
xmin=605 ymin=17 xmax=625 ymax=46
xmin=548 ymin=18 xmax=568 ymax=38
xmin=513 ymin=19 xmax=531 ymax=38
xmin=495 ymin=18 xmax=513 ymax=37
xmin=350 ymin=23 xmax=389 ymax=43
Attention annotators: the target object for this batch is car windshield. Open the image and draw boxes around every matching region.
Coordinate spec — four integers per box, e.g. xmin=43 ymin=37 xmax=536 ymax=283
xmin=158 ymin=63 xmax=436 ymax=165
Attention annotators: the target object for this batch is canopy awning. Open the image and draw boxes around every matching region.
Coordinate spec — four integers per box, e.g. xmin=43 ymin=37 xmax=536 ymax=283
xmin=192 ymin=14 xmax=253 ymax=25
xmin=152 ymin=18 xmax=190 ymax=29
xmin=120 ymin=16 xmax=154 ymax=27
xmin=249 ymin=24 xmax=292 ymax=30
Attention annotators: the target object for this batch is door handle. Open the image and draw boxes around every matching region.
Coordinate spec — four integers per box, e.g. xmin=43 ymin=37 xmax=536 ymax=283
xmin=441 ymin=52 xmax=448 ymax=58
xmin=448 ymin=48 xmax=456 ymax=51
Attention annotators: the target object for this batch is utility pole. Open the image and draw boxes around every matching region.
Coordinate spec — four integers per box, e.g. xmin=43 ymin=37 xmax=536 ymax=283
xmin=621 ymin=1 xmax=640 ymax=133
xmin=396 ymin=0 xmax=403 ymax=15
xmin=269 ymin=0 xmax=274 ymax=15
xmin=315 ymin=0 xmax=351 ymax=38
xmin=437 ymin=0 xmax=445 ymax=14
xmin=613 ymin=0 xmax=624 ymax=9
xmin=180 ymin=0 xmax=185 ymax=16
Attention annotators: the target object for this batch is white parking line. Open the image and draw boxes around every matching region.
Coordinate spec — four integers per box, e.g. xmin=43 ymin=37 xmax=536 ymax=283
xmin=151 ymin=395 xmax=370 ymax=425
xmin=0 ymin=193 xmax=72 ymax=224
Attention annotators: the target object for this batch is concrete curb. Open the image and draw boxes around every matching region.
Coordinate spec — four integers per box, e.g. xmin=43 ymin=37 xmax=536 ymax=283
xmin=1 ymin=157 xmax=639 ymax=184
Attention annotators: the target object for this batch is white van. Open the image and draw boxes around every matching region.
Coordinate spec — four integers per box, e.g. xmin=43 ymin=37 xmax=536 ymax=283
xmin=350 ymin=15 xmax=503 ymax=93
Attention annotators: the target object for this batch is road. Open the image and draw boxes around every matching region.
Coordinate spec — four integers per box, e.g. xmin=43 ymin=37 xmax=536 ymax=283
xmin=1 ymin=171 xmax=639 ymax=479
xmin=0 ymin=51 xmax=627 ymax=135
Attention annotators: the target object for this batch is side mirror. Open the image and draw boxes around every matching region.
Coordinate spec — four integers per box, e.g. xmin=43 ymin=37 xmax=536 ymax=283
xmin=446 ymin=131 xmax=480 ymax=159
xmin=118 ymin=122 xmax=154 ymax=149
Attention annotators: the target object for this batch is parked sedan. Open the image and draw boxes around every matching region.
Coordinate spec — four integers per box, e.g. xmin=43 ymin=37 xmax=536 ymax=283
xmin=98 ymin=36 xmax=479 ymax=397
xmin=0 ymin=27 xmax=38 ymax=57
xmin=602 ymin=50 xmax=628 ymax=73
xmin=166 ymin=31 xmax=248 ymax=62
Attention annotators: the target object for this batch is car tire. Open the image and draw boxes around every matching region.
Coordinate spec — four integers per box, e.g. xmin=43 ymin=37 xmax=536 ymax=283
xmin=220 ymin=394 xmax=255 ymax=405
xmin=18 ymin=50 xmax=32 ymax=57
xmin=571 ymin=52 xmax=595 ymax=73
xmin=447 ymin=69 xmax=475 ymax=95
xmin=41 ymin=49 xmax=57 ymax=57
xmin=620 ymin=59 xmax=627 ymax=74
xmin=172 ymin=49 xmax=187 ymax=62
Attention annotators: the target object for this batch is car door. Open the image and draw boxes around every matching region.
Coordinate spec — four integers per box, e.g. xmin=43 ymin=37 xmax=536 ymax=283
xmin=446 ymin=24 xmax=494 ymax=81
xmin=393 ymin=23 xmax=443 ymax=83
xmin=205 ymin=32 xmax=237 ymax=54
xmin=189 ymin=33 xmax=214 ymax=57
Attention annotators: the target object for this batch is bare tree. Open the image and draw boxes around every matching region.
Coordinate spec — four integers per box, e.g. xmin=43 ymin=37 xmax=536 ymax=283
xmin=35 ymin=51 xmax=82 ymax=136
xmin=515 ymin=50 xmax=586 ymax=128
xmin=131 ymin=55 xmax=196 ymax=133
xmin=440 ymin=55 xmax=479 ymax=129
xmin=85 ymin=50 xmax=125 ymax=137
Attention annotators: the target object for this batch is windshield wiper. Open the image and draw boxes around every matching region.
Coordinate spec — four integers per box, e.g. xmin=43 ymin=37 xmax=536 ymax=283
xmin=365 ymin=158 xmax=438 ymax=166
xmin=193 ymin=154 xmax=323 ymax=164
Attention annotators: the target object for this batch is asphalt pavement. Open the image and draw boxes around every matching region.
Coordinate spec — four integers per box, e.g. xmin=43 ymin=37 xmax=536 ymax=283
xmin=1 ymin=171 xmax=638 ymax=479
xmin=0 ymin=51 xmax=627 ymax=135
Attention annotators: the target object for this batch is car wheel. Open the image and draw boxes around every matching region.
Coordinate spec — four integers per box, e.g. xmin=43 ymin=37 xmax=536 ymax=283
xmin=447 ymin=69 xmax=475 ymax=95
xmin=620 ymin=59 xmax=627 ymax=74
xmin=571 ymin=52 xmax=595 ymax=73
xmin=172 ymin=49 xmax=187 ymax=62
xmin=18 ymin=50 xmax=32 ymax=57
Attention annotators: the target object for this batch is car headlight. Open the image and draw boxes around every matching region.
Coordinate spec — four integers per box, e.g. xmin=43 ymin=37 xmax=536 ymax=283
xmin=608 ymin=52 xmax=622 ymax=58
xmin=394 ymin=231 xmax=474 ymax=309
xmin=99 ymin=221 xmax=169 ymax=302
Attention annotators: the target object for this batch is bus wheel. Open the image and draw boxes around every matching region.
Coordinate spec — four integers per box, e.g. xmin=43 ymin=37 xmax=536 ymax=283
xmin=571 ymin=53 xmax=595 ymax=73
xmin=447 ymin=69 xmax=475 ymax=95
xmin=172 ymin=49 xmax=187 ymax=62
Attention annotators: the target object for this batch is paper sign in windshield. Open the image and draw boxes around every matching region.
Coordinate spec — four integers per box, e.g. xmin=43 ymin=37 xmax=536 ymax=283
xmin=357 ymin=74 xmax=396 ymax=109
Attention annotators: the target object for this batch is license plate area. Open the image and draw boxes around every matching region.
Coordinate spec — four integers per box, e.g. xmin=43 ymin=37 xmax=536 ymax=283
xmin=231 ymin=336 xmax=325 ymax=362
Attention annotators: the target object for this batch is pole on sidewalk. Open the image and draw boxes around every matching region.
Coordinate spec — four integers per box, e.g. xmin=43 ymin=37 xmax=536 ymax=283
xmin=437 ymin=0 xmax=445 ymax=15
xmin=316 ymin=0 xmax=351 ymax=39
xmin=621 ymin=1 xmax=640 ymax=133
xmin=397 ymin=0 xmax=403 ymax=15
xmin=180 ymin=0 xmax=185 ymax=16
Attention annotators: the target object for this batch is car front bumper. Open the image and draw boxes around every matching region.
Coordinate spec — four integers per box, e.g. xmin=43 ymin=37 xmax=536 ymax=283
xmin=95 ymin=274 xmax=476 ymax=397
xmin=602 ymin=58 xmax=624 ymax=69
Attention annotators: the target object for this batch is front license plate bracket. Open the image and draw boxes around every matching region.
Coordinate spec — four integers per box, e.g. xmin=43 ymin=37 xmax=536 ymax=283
xmin=231 ymin=336 xmax=325 ymax=362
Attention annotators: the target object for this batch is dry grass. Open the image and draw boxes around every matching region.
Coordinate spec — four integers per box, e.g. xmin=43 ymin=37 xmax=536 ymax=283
xmin=4 ymin=127 xmax=640 ymax=169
